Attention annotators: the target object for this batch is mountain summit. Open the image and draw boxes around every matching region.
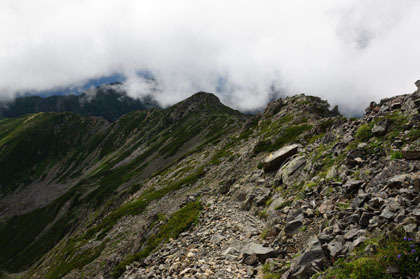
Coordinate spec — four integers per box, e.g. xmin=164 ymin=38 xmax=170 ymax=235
xmin=1 ymin=83 xmax=420 ymax=279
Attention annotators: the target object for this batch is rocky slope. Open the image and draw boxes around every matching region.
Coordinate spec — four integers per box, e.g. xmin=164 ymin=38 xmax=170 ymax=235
xmin=1 ymin=82 xmax=420 ymax=279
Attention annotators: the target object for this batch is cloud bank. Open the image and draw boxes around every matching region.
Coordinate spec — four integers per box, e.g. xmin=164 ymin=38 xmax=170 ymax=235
xmin=1 ymin=0 xmax=420 ymax=114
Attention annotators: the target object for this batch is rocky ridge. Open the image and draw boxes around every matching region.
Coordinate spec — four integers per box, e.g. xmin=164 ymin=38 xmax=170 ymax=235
xmin=118 ymin=82 xmax=420 ymax=279
xmin=1 ymin=83 xmax=420 ymax=279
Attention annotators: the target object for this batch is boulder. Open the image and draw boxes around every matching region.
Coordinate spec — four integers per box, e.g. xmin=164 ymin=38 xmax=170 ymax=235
xmin=402 ymin=149 xmax=420 ymax=160
xmin=238 ymin=243 xmax=278 ymax=263
xmin=288 ymin=239 xmax=326 ymax=279
xmin=262 ymin=144 xmax=299 ymax=172
xmin=318 ymin=200 xmax=333 ymax=215
xmin=284 ymin=219 xmax=303 ymax=236
xmin=343 ymin=180 xmax=363 ymax=195
xmin=372 ymin=119 xmax=389 ymax=136
xmin=278 ymin=156 xmax=306 ymax=186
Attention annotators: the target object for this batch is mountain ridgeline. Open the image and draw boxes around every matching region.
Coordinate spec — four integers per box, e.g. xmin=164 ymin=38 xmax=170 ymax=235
xmin=0 ymin=83 xmax=420 ymax=279
xmin=0 ymin=84 xmax=158 ymax=122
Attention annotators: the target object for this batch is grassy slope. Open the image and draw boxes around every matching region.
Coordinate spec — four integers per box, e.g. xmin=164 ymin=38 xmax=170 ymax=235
xmin=0 ymin=93 xmax=246 ymax=275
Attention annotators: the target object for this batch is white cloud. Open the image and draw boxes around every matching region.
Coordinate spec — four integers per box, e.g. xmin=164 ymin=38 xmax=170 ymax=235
xmin=0 ymin=0 xmax=419 ymax=114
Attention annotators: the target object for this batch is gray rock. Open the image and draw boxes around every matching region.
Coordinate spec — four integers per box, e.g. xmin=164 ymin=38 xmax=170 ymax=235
xmin=278 ymin=156 xmax=306 ymax=186
xmin=238 ymin=243 xmax=278 ymax=263
xmin=289 ymin=240 xmax=326 ymax=279
xmin=372 ymin=120 xmax=388 ymax=136
xmin=344 ymin=229 xmax=359 ymax=240
xmin=350 ymin=236 xmax=367 ymax=251
xmin=359 ymin=212 xmax=374 ymax=228
xmin=403 ymin=223 xmax=417 ymax=233
xmin=284 ymin=220 xmax=303 ymax=236
xmin=380 ymin=207 xmax=395 ymax=220
xmin=253 ymin=188 xmax=271 ymax=206
xmin=319 ymin=200 xmax=333 ymax=215
xmin=415 ymin=80 xmax=420 ymax=89
xmin=262 ymin=144 xmax=299 ymax=172
xmin=343 ymin=180 xmax=363 ymax=195
xmin=327 ymin=239 xmax=344 ymax=257
xmin=402 ymin=149 xmax=420 ymax=160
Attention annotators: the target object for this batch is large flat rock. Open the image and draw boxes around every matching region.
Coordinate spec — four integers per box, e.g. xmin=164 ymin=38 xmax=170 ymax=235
xmin=262 ymin=144 xmax=299 ymax=172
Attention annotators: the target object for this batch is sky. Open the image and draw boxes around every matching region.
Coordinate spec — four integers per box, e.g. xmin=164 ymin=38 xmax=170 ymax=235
xmin=1 ymin=0 xmax=420 ymax=115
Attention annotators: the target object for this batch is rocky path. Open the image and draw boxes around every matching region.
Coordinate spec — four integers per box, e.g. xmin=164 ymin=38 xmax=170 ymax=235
xmin=123 ymin=197 xmax=271 ymax=279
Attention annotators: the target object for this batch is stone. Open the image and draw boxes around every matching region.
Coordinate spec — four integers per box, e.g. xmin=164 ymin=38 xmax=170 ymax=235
xmin=262 ymin=144 xmax=299 ymax=172
xmin=403 ymin=223 xmax=417 ymax=233
xmin=238 ymin=243 xmax=278 ymax=262
xmin=343 ymin=180 xmax=363 ymax=195
xmin=415 ymin=80 xmax=420 ymax=89
xmin=388 ymin=174 xmax=408 ymax=188
xmin=359 ymin=212 xmax=374 ymax=228
xmin=289 ymin=240 xmax=326 ymax=279
xmin=402 ymin=149 xmax=420 ymax=160
xmin=380 ymin=207 xmax=395 ymax=220
xmin=328 ymin=240 xmax=344 ymax=257
xmin=253 ymin=188 xmax=271 ymax=206
xmin=344 ymin=229 xmax=359 ymax=240
xmin=243 ymin=254 xmax=259 ymax=266
xmin=372 ymin=120 xmax=388 ymax=136
xmin=390 ymin=102 xmax=402 ymax=110
xmin=278 ymin=156 xmax=306 ymax=186
xmin=350 ymin=236 xmax=367 ymax=251
xmin=318 ymin=200 xmax=333 ymax=215
xmin=343 ymin=135 xmax=354 ymax=144
xmin=267 ymin=196 xmax=286 ymax=215
xmin=284 ymin=220 xmax=303 ymax=236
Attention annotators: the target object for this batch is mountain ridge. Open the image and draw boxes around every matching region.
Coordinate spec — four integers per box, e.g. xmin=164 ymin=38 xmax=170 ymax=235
xmin=0 ymin=83 xmax=419 ymax=279
xmin=0 ymin=84 xmax=158 ymax=122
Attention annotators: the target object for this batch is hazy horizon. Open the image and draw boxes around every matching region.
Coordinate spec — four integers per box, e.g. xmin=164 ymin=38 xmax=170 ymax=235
xmin=1 ymin=0 xmax=420 ymax=115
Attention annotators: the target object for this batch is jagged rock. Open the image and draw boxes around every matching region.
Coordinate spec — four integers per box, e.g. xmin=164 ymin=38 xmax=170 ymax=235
xmin=243 ymin=253 xmax=259 ymax=266
xmin=350 ymin=236 xmax=367 ymax=251
xmin=287 ymin=239 xmax=326 ymax=279
xmin=284 ymin=219 xmax=303 ymax=236
xmin=372 ymin=120 xmax=389 ymax=136
xmin=327 ymin=239 xmax=344 ymax=258
xmin=359 ymin=212 xmax=374 ymax=228
xmin=218 ymin=178 xmax=236 ymax=195
xmin=318 ymin=200 xmax=333 ymax=215
xmin=262 ymin=144 xmax=299 ymax=172
xmin=403 ymin=223 xmax=417 ymax=233
xmin=238 ymin=243 xmax=278 ymax=263
xmin=344 ymin=229 xmax=360 ymax=240
xmin=380 ymin=207 xmax=395 ymax=220
xmin=402 ymin=149 xmax=420 ymax=160
xmin=343 ymin=180 xmax=363 ymax=195
xmin=278 ymin=156 xmax=306 ymax=186
xmin=253 ymin=188 xmax=271 ymax=206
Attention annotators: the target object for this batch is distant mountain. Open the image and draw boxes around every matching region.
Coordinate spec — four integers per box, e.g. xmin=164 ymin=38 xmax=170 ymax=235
xmin=0 ymin=83 xmax=158 ymax=122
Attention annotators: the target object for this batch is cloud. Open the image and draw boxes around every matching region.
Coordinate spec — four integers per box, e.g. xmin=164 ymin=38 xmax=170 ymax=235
xmin=1 ymin=0 xmax=419 ymax=114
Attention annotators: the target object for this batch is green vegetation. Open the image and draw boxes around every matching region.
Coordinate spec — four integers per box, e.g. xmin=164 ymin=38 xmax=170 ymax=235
xmin=84 ymin=166 xmax=205 ymax=240
xmin=112 ymin=201 xmax=202 ymax=278
xmin=262 ymin=262 xmax=282 ymax=279
xmin=46 ymin=241 xmax=107 ymax=279
xmin=320 ymin=232 xmax=420 ymax=279
xmin=355 ymin=123 xmax=372 ymax=141
xmin=254 ymin=124 xmax=312 ymax=154
xmin=275 ymin=199 xmax=293 ymax=210
xmin=390 ymin=150 xmax=403 ymax=160
xmin=0 ymin=191 xmax=74 ymax=272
